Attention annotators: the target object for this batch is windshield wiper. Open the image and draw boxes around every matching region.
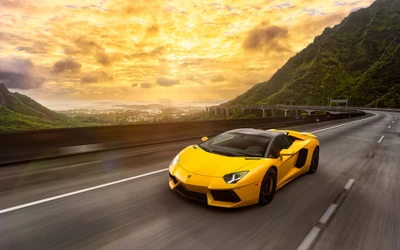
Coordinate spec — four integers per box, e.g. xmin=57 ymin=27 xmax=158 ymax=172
xmin=200 ymin=146 xmax=235 ymax=156
xmin=208 ymin=149 xmax=234 ymax=156
xmin=233 ymin=152 xmax=263 ymax=157
xmin=199 ymin=145 xmax=255 ymax=157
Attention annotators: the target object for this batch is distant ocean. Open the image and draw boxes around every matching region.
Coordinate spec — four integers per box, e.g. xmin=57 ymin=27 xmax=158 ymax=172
xmin=37 ymin=100 xmax=226 ymax=111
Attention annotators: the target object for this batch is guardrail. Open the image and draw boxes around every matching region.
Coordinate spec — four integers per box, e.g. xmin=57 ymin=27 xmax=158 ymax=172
xmin=358 ymin=107 xmax=400 ymax=112
xmin=0 ymin=112 xmax=365 ymax=165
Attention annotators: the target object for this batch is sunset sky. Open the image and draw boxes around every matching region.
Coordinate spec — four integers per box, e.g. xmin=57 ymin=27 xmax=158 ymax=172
xmin=0 ymin=0 xmax=375 ymax=104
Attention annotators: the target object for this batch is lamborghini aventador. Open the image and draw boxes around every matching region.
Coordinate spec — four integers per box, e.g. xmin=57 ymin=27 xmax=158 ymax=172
xmin=168 ymin=128 xmax=319 ymax=208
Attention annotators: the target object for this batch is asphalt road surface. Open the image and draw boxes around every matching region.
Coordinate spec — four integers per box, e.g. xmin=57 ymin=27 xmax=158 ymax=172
xmin=0 ymin=111 xmax=399 ymax=250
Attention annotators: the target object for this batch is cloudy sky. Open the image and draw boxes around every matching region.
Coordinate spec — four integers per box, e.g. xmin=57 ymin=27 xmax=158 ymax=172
xmin=0 ymin=0 xmax=374 ymax=104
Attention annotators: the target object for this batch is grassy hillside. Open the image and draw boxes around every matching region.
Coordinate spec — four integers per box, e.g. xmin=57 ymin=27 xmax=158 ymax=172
xmin=13 ymin=93 xmax=67 ymax=120
xmin=226 ymin=0 xmax=400 ymax=108
xmin=0 ymin=83 xmax=94 ymax=131
xmin=0 ymin=106 xmax=71 ymax=131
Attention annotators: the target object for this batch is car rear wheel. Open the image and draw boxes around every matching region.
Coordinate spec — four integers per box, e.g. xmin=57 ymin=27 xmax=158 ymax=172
xmin=258 ymin=168 xmax=277 ymax=205
xmin=308 ymin=147 xmax=319 ymax=174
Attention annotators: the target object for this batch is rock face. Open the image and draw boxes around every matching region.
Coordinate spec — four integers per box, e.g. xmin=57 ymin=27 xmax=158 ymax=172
xmin=227 ymin=0 xmax=400 ymax=108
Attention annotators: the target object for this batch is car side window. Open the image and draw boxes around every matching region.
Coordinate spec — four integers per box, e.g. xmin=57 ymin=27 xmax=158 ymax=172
xmin=268 ymin=136 xmax=291 ymax=158
xmin=286 ymin=135 xmax=294 ymax=146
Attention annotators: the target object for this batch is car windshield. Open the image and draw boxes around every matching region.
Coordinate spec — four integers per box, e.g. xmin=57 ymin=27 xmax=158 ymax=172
xmin=199 ymin=132 xmax=270 ymax=157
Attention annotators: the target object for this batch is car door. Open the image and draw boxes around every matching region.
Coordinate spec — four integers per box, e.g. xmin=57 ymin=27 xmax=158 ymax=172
xmin=268 ymin=135 xmax=297 ymax=188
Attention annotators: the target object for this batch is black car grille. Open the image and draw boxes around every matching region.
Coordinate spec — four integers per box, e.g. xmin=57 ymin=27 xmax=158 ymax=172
xmin=169 ymin=173 xmax=178 ymax=184
xmin=175 ymin=185 xmax=207 ymax=203
xmin=211 ymin=190 xmax=241 ymax=203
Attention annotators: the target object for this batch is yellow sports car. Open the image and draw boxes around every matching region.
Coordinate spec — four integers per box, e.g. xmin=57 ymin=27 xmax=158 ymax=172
xmin=168 ymin=128 xmax=319 ymax=208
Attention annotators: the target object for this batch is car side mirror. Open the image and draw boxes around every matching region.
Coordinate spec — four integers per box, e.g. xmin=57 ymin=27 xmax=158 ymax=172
xmin=201 ymin=136 xmax=209 ymax=142
xmin=280 ymin=149 xmax=295 ymax=159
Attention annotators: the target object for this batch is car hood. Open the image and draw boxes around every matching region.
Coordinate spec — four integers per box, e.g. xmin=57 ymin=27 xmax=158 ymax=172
xmin=177 ymin=146 xmax=261 ymax=177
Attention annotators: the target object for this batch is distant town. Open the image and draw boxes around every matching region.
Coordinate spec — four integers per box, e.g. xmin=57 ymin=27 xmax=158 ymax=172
xmin=58 ymin=104 xmax=209 ymax=125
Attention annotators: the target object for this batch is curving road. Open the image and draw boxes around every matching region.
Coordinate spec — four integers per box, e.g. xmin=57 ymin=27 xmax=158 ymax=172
xmin=0 ymin=111 xmax=399 ymax=250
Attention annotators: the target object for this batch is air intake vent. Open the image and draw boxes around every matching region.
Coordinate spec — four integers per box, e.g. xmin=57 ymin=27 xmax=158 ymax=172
xmin=175 ymin=185 xmax=207 ymax=203
xmin=169 ymin=173 xmax=178 ymax=184
xmin=211 ymin=190 xmax=241 ymax=203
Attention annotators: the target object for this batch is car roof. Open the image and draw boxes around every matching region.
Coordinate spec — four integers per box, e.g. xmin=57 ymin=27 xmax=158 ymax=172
xmin=226 ymin=128 xmax=285 ymax=138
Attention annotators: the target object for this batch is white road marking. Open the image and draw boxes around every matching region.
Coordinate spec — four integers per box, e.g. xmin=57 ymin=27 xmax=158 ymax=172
xmin=0 ymin=112 xmax=380 ymax=214
xmin=388 ymin=126 xmax=391 ymax=129
xmin=0 ymin=168 xmax=168 ymax=215
xmin=378 ymin=136 xmax=385 ymax=144
xmin=296 ymin=227 xmax=321 ymax=250
xmin=344 ymin=179 xmax=355 ymax=190
xmin=319 ymin=204 xmax=338 ymax=224
xmin=310 ymin=112 xmax=378 ymax=134
xmin=299 ymin=178 xmax=356 ymax=248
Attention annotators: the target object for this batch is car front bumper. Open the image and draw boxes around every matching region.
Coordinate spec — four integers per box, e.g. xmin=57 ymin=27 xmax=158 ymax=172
xmin=169 ymin=171 xmax=260 ymax=208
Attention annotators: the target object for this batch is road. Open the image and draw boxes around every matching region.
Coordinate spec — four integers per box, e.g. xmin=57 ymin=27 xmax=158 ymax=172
xmin=0 ymin=111 xmax=398 ymax=250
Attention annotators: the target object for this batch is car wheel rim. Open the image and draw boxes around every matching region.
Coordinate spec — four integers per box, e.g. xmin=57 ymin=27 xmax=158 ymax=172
xmin=263 ymin=175 xmax=274 ymax=199
xmin=312 ymin=152 xmax=319 ymax=171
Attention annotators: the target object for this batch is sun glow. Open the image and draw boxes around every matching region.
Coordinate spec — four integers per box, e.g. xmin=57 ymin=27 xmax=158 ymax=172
xmin=0 ymin=0 xmax=375 ymax=102
xmin=178 ymin=40 xmax=197 ymax=50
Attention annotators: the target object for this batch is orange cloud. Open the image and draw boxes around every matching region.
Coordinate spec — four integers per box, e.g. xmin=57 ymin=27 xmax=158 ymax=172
xmin=81 ymin=71 xmax=113 ymax=83
xmin=243 ymin=24 xmax=290 ymax=53
xmin=156 ymin=77 xmax=180 ymax=87
xmin=51 ymin=57 xmax=82 ymax=74
xmin=0 ymin=0 xmax=375 ymax=102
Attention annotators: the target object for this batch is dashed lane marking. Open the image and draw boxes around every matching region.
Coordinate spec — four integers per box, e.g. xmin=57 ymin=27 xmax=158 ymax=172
xmin=344 ymin=179 xmax=355 ymax=190
xmin=297 ymin=179 xmax=356 ymax=250
xmin=319 ymin=204 xmax=338 ymax=224
xmin=296 ymin=227 xmax=321 ymax=250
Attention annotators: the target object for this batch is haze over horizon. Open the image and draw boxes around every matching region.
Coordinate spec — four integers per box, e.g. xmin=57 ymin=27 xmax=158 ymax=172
xmin=0 ymin=0 xmax=375 ymax=106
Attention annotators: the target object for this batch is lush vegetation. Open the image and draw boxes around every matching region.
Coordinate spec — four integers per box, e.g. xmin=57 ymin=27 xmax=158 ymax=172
xmin=0 ymin=83 xmax=94 ymax=131
xmin=226 ymin=0 xmax=400 ymax=108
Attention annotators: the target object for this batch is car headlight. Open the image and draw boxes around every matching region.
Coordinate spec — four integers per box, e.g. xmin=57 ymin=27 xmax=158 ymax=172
xmin=223 ymin=171 xmax=249 ymax=184
xmin=170 ymin=154 xmax=180 ymax=166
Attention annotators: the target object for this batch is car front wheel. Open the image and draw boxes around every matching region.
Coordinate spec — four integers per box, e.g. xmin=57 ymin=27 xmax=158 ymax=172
xmin=258 ymin=168 xmax=277 ymax=205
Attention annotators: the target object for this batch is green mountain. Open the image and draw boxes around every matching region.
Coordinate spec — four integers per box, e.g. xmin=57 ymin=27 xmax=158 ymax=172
xmin=226 ymin=0 xmax=400 ymax=108
xmin=0 ymin=83 xmax=89 ymax=131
